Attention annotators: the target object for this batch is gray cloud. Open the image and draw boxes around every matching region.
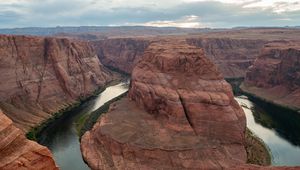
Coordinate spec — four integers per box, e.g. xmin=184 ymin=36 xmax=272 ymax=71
xmin=0 ymin=0 xmax=299 ymax=28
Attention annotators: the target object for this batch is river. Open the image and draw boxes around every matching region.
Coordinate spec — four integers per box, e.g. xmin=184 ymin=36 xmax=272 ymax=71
xmin=39 ymin=81 xmax=129 ymax=170
xmin=235 ymin=96 xmax=300 ymax=166
xmin=38 ymin=82 xmax=300 ymax=169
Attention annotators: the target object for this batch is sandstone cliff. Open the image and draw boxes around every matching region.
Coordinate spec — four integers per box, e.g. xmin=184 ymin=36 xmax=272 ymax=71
xmin=0 ymin=35 xmax=114 ymax=131
xmin=92 ymin=37 xmax=266 ymax=79
xmin=91 ymin=38 xmax=151 ymax=74
xmin=81 ymin=39 xmax=248 ymax=169
xmin=186 ymin=38 xmax=266 ymax=78
xmin=0 ymin=110 xmax=58 ymax=170
xmin=242 ymin=41 xmax=300 ymax=112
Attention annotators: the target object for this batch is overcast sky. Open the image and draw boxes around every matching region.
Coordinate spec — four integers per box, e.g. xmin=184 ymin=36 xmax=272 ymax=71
xmin=0 ymin=0 xmax=300 ymax=28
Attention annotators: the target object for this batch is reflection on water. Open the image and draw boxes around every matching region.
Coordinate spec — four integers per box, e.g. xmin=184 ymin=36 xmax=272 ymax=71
xmin=39 ymin=81 xmax=129 ymax=170
xmin=235 ymin=96 xmax=300 ymax=166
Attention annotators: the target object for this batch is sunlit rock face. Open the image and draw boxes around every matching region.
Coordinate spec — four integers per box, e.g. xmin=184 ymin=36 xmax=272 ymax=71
xmin=242 ymin=41 xmax=300 ymax=111
xmin=81 ymin=39 xmax=248 ymax=169
xmin=0 ymin=35 xmax=114 ymax=131
xmin=0 ymin=109 xmax=58 ymax=170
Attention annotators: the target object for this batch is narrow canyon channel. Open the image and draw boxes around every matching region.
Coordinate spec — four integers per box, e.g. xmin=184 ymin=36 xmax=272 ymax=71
xmin=38 ymin=81 xmax=129 ymax=170
xmin=36 ymin=81 xmax=300 ymax=169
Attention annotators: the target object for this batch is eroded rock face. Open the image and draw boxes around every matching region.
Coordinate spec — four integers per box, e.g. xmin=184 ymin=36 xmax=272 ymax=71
xmin=92 ymin=37 xmax=266 ymax=79
xmin=186 ymin=38 xmax=266 ymax=78
xmin=81 ymin=39 xmax=248 ymax=169
xmin=242 ymin=41 xmax=300 ymax=111
xmin=92 ymin=38 xmax=151 ymax=74
xmin=0 ymin=110 xmax=58 ymax=170
xmin=0 ymin=34 xmax=114 ymax=131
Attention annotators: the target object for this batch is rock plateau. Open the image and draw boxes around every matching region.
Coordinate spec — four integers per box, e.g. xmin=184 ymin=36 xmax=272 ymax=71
xmin=81 ymin=39 xmax=248 ymax=169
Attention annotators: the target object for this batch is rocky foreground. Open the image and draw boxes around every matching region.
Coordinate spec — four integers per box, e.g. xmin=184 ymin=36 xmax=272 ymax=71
xmin=242 ymin=41 xmax=300 ymax=112
xmin=0 ymin=110 xmax=57 ymax=169
xmin=81 ymin=39 xmax=248 ymax=169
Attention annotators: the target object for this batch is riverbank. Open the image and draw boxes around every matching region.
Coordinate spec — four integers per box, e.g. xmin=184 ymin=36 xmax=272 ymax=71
xmin=26 ymin=76 xmax=125 ymax=141
xmin=226 ymin=77 xmax=299 ymax=115
xmin=226 ymin=78 xmax=272 ymax=166
xmin=240 ymin=83 xmax=300 ymax=113
xmin=78 ymin=92 xmax=128 ymax=137
xmin=245 ymin=128 xmax=271 ymax=165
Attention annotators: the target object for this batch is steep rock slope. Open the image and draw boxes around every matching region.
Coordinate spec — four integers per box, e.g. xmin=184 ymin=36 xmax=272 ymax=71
xmin=0 ymin=34 xmax=114 ymax=131
xmin=92 ymin=37 xmax=266 ymax=79
xmin=242 ymin=41 xmax=300 ymax=111
xmin=81 ymin=39 xmax=248 ymax=169
xmin=91 ymin=38 xmax=151 ymax=74
xmin=187 ymin=38 xmax=266 ymax=78
xmin=0 ymin=110 xmax=57 ymax=170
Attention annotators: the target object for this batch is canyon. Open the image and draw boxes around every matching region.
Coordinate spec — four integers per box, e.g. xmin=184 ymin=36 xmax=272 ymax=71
xmin=0 ymin=28 xmax=300 ymax=169
xmin=91 ymin=38 xmax=151 ymax=74
xmin=81 ymin=37 xmax=300 ymax=169
xmin=81 ymin=39 xmax=249 ymax=169
xmin=0 ymin=35 xmax=114 ymax=131
xmin=91 ymin=29 xmax=300 ymax=79
xmin=241 ymin=41 xmax=300 ymax=112
xmin=0 ymin=34 xmax=116 ymax=169
xmin=92 ymin=37 xmax=266 ymax=78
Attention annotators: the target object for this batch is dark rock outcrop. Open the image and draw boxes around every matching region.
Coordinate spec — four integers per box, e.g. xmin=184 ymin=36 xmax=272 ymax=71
xmin=81 ymin=39 xmax=248 ymax=169
xmin=242 ymin=41 xmax=300 ymax=111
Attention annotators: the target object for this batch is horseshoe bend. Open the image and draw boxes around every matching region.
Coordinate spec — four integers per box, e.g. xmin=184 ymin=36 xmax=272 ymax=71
xmin=80 ymin=39 xmax=299 ymax=169
xmin=0 ymin=28 xmax=300 ymax=170
xmin=81 ymin=39 xmax=248 ymax=169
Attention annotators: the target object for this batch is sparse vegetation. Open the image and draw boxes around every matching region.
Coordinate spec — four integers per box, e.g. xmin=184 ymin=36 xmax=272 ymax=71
xmin=245 ymin=128 xmax=271 ymax=166
xmin=79 ymin=92 xmax=127 ymax=138
xmin=25 ymin=78 xmax=125 ymax=141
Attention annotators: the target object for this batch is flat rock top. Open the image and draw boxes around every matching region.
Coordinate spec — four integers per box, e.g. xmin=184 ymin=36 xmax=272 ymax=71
xmin=264 ymin=41 xmax=300 ymax=50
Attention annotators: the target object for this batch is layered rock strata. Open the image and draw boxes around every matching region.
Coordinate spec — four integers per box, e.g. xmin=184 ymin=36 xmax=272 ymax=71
xmin=242 ymin=41 xmax=300 ymax=112
xmin=0 ymin=35 xmax=114 ymax=131
xmin=92 ymin=37 xmax=266 ymax=79
xmin=0 ymin=110 xmax=58 ymax=170
xmin=81 ymin=40 xmax=248 ymax=169
xmin=91 ymin=38 xmax=151 ymax=74
xmin=186 ymin=38 xmax=266 ymax=78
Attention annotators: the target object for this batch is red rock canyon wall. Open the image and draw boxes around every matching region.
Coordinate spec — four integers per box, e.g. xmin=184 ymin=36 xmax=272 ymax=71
xmin=242 ymin=41 xmax=300 ymax=111
xmin=0 ymin=35 xmax=114 ymax=131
